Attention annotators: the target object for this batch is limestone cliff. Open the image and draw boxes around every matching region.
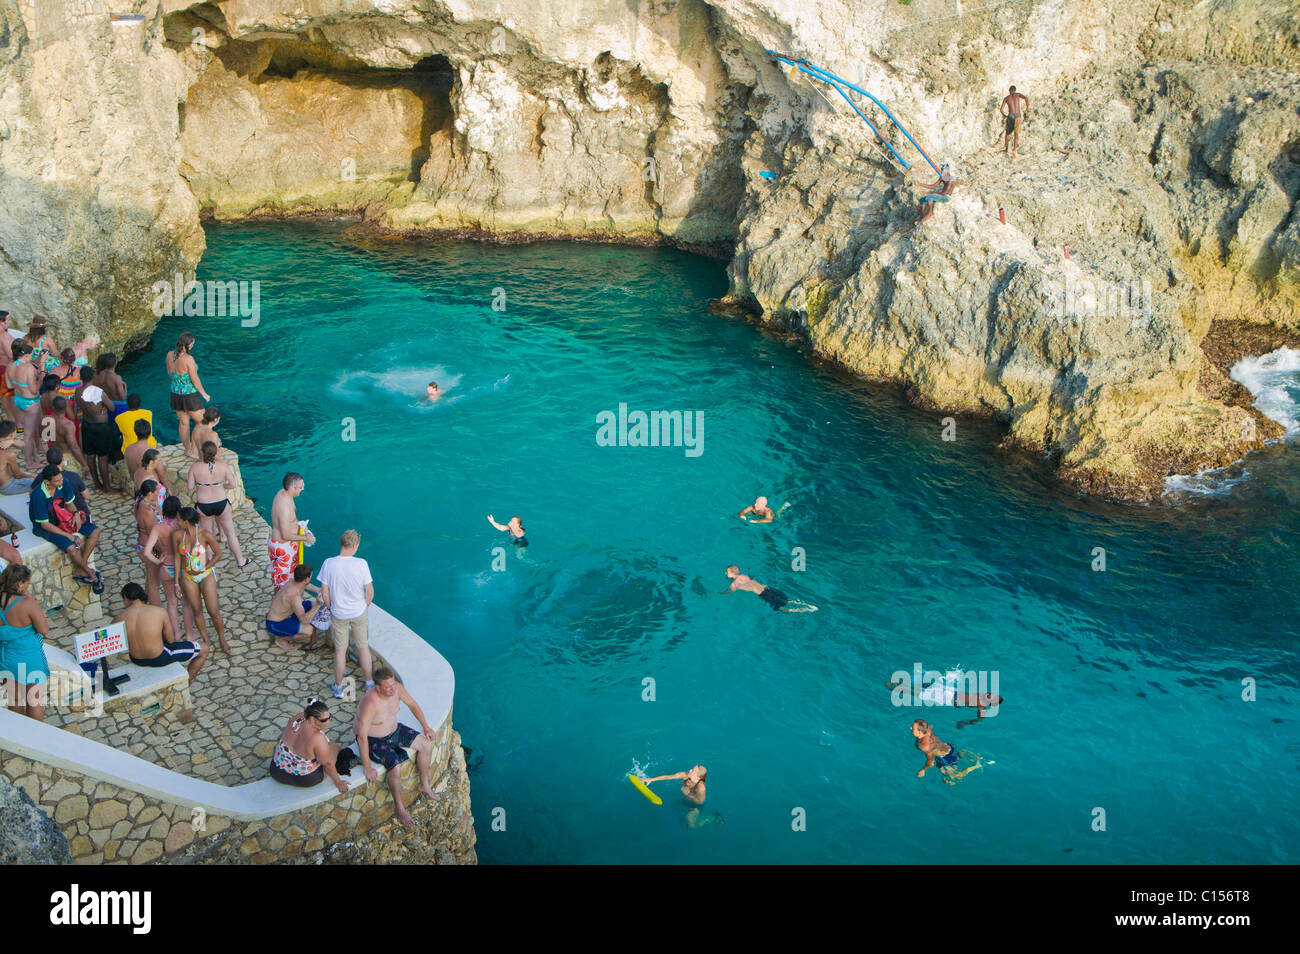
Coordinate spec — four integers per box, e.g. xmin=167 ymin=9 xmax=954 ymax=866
xmin=0 ymin=0 xmax=1297 ymax=501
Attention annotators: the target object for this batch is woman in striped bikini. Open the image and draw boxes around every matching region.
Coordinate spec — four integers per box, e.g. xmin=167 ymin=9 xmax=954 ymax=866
xmin=165 ymin=332 xmax=210 ymax=456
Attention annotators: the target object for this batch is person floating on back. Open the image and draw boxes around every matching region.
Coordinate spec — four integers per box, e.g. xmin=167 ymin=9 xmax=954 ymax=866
xmin=724 ymin=565 xmax=817 ymax=612
xmin=1000 ymin=85 xmax=1029 ymax=158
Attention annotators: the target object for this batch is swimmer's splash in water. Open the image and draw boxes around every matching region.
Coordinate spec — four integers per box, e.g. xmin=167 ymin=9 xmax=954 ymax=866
xmin=724 ymin=565 xmax=817 ymax=612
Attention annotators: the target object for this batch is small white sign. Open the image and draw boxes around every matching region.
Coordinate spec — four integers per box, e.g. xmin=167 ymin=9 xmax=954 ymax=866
xmin=74 ymin=621 xmax=127 ymax=663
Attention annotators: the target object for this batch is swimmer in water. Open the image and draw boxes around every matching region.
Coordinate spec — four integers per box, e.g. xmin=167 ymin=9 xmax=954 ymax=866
xmin=738 ymin=495 xmax=775 ymax=522
xmin=640 ymin=765 xmax=723 ymax=827
xmin=725 ymin=565 xmax=817 ymax=612
xmin=912 ymin=719 xmax=982 ymax=784
xmin=888 ymin=675 xmax=1003 ymax=728
xmin=425 ymin=381 xmax=441 ymax=402
xmin=487 ymin=514 xmax=527 ymax=547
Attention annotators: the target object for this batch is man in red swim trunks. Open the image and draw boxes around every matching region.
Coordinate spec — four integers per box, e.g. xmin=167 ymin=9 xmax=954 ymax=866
xmin=268 ymin=471 xmax=314 ymax=590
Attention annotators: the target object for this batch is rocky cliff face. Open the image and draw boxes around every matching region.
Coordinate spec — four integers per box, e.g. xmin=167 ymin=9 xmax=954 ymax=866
xmin=0 ymin=0 xmax=1297 ymax=500
xmin=0 ymin=775 xmax=72 ymax=864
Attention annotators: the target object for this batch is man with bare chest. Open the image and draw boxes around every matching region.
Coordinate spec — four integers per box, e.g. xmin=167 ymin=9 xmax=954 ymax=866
xmin=354 ymin=668 xmax=439 ymax=828
xmin=725 ymin=565 xmax=818 ymax=612
xmin=269 ymin=472 xmax=315 ymax=590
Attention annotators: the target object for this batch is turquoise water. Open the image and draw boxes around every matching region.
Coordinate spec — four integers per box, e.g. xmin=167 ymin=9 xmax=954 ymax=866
xmin=126 ymin=222 xmax=1300 ymax=864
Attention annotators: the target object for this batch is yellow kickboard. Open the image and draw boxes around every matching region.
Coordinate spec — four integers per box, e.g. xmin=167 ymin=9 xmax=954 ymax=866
xmin=628 ymin=774 xmax=663 ymax=805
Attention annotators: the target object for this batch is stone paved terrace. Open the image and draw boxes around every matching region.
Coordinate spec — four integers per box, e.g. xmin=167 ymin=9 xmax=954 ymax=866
xmin=33 ymin=447 xmax=371 ymax=785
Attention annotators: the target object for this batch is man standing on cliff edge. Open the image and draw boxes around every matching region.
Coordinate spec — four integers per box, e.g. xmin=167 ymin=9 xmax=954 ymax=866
xmin=1001 ymin=85 xmax=1030 ymax=158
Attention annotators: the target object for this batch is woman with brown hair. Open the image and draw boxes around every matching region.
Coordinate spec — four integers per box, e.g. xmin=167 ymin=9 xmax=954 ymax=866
xmin=134 ymin=478 xmax=165 ymax=613
xmin=0 ymin=564 xmax=51 ymax=722
xmin=187 ymin=440 xmax=249 ymax=568
xmin=165 ymin=332 xmax=209 ymax=455
xmin=141 ymin=495 xmax=194 ymax=642
xmin=189 ymin=406 xmax=223 ymax=461
xmin=172 ymin=506 xmax=227 ymax=653
xmin=132 ymin=447 xmax=172 ymax=503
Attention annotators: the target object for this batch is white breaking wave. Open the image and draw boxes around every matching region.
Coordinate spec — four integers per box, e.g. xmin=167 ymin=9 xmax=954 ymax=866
xmin=1230 ymin=346 xmax=1300 ymax=435
xmin=1163 ymin=347 xmax=1300 ymax=497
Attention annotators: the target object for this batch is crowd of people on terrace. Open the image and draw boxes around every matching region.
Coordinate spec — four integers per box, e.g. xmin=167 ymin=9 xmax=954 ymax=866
xmin=0 ymin=311 xmax=434 ymax=825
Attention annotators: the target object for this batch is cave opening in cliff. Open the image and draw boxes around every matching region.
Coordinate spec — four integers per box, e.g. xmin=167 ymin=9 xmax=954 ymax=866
xmin=166 ymin=14 xmax=455 ymax=218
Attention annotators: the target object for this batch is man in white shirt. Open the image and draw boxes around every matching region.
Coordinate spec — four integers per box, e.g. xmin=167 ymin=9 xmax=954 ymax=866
xmin=317 ymin=529 xmax=374 ymax=698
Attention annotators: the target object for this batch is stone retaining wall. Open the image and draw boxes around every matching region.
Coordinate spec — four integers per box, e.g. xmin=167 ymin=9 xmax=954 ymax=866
xmin=1 ymin=720 xmax=475 ymax=865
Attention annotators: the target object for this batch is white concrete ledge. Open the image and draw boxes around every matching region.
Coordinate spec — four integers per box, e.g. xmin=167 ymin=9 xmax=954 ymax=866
xmin=0 ymin=603 xmax=454 ymax=821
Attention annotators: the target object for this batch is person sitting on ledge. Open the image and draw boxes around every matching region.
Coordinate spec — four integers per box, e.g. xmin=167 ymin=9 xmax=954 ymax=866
xmin=270 ymin=699 xmax=351 ymax=794
xmin=0 ymin=420 xmax=36 ymax=495
xmin=28 ymin=464 xmax=102 ymax=592
xmin=45 ymin=446 xmax=90 ymax=519
xmin=116 ymin=582 xmax=206 ymax=682
xmin=355 ymin=666 xmax=440 ymax=829
xmin=265 ymin=564 xmax=321 ymax=652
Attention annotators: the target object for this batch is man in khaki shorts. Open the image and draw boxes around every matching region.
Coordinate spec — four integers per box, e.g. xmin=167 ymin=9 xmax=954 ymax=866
xmin=317 ymin=529 xmax=374 ymax=698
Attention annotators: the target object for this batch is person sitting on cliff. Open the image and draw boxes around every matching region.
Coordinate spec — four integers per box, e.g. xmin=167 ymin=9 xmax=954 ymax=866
xmin=916 ymin=162 xmax=958 ymax=224
xmin=724 ymin=565 xmax=817 ymax=612
xmin=265 ymin=564 xmax=322 ymax=652
xmin=270 ymin=699 xmax=352 ymax=794
xmin=354 ymin=666 xmax=440 ymax=829
xmin=116 ymin=582 xmax=206 ymax=681
xmin=45 ymin=447 xmax=90 ymax=520
xmin=0 ymin=421 xmax=36 ymax=495
xmin=28 ymin=464 xmax=102 ymax=592
xmin=737 ymin=495 xmax=776 ymax=523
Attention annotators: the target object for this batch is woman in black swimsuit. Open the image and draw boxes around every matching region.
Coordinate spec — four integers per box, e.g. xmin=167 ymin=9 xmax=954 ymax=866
xmin=186 ymin=440 xmax=248 ymax=567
